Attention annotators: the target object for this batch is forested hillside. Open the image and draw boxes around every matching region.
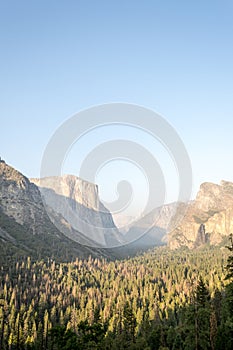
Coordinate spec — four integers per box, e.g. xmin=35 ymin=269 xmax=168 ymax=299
xmin=1 ymin=243 xmax=233 ymax=349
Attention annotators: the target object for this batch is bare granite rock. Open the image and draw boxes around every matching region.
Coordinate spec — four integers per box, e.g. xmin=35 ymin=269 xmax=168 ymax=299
xmin=30 ymin=175 xmax=124 ymax=247
xmin=168 ymin=181 xmax=233 ymax=249
xmin=0 ymin=161 xmax=116 ymax=259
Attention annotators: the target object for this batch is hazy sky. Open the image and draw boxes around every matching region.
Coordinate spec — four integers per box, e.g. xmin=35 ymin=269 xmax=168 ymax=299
xmin=1 ymin=1 xmax=233 ymax=216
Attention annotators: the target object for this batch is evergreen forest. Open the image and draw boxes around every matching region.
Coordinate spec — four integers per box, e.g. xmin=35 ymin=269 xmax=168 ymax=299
xmin=1 ymin=241 xmax=233 ymax=349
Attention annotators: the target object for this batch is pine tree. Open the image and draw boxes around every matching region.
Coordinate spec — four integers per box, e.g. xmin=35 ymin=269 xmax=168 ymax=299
xmin=196 ymin=276 xmax=210 ymax=308
xmin=122 ymin=302 xmax=136 ymax=344
xmin=210 ymin=307 xmax=218 ymax=350
xmin=225 ymin=234 xmax=233 ymax=280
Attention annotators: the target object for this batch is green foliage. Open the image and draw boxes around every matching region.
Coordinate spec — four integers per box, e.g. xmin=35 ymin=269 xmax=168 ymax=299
xmin=225 ymin=234 xmax=233 ymax=280
xmin=0 ymin=244 xmax=232 ymax=349
xmin=196 ymin=276 xmax=210 ymax=307
xmin=49 ymin=326 xmax=78 ymax=350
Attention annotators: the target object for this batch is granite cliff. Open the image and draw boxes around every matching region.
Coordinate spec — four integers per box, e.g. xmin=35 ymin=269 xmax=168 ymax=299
xmin=2 ymin=159 xmax=233 ymax=255
xmin=168 ymin=181 xmax=233 ymax=249
xmin=0 ymin=160 xmax=48 ymax=234
xmin=31 ymin=176 xmax=124 ymax=247
xmin=0 ymin=160 xmax=115 ymax=261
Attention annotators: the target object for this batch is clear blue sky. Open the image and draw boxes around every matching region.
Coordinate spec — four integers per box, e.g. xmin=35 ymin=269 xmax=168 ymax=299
xmin=1 ymin=0 xmax=233 ymax=210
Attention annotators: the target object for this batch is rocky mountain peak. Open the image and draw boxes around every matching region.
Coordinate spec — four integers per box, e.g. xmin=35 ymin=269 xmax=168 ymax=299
xmin=168 ymin=180 xmax=233 ymax=249
xmin=31 ymin=175 xmax=99 ymax=211
xmin=195 ymin=180 xmax=233 ymax=212
xmin=0 ymin=161 xmax=44 ymax=227
xmin=0 ymin=161 xmax=29 ymax=188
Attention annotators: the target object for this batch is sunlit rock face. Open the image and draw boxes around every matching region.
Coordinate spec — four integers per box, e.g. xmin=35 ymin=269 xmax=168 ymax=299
xmin=168 ymin=181 xmax=233 ymax=249
xmin=0 ymin=161 xmax=48 ymax=235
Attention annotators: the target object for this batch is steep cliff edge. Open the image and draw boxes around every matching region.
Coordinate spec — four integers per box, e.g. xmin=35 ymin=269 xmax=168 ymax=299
xmin=31 ymin=175 xmax=124 ymax=248
xmin=168 ymin=181 xmax=233 ymax=249
xmin=0 ymin=161 xmax=112 ymax=260
xmin=0 ymin=160 xmax=48 ymax=234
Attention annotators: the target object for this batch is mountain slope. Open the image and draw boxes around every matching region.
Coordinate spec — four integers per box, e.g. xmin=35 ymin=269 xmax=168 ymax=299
xmin=168 ymin=180 xmax=233 ymax=249
xmin=123 ymin=203 xmax=179 ymax=247
xmin=0 ymin=160 xmax=111 ymax=262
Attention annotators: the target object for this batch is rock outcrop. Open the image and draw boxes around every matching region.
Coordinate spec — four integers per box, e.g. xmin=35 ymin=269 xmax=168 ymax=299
xmin=0 ymin=161 xmax=47 ymax=234
xmin=2 ymin=159 xmax=232 ymax=254
xmin=168 ymin=181 xmax=233 ymax=249
xmin=31 ymin=175 xmax=124 ymax=247
xmin=0 ymin=161 xmax=114 ymax=260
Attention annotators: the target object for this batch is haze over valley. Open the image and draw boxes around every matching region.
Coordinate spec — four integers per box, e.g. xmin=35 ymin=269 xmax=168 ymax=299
xmin=1 ymin=1 xmax=233 ymax=349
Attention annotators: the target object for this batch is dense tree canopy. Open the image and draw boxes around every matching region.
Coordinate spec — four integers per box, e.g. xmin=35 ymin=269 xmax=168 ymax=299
xmin=0 ymin=244 xmax=233 ymax=349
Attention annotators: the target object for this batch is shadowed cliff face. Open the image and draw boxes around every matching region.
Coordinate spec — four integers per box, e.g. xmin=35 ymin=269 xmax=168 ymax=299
xmin=0 ymin=161 xmax=114 ymax=260
xmin=123 ymin=203 xmax=179 ymax=247
xmin=31 ymin=175 xmax=124 ymax=248
xmin=168 ymin=180 xmax=233 ymax=249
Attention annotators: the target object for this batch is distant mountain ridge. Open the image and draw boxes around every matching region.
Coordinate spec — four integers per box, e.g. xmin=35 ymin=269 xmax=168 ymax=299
xmin=114 ymin=180 xmax=233 ymax=250
xmin=123 ymin=202 xmax=179 ymax=247
xmin=1 ymin=159 xmax=233 ymax=258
